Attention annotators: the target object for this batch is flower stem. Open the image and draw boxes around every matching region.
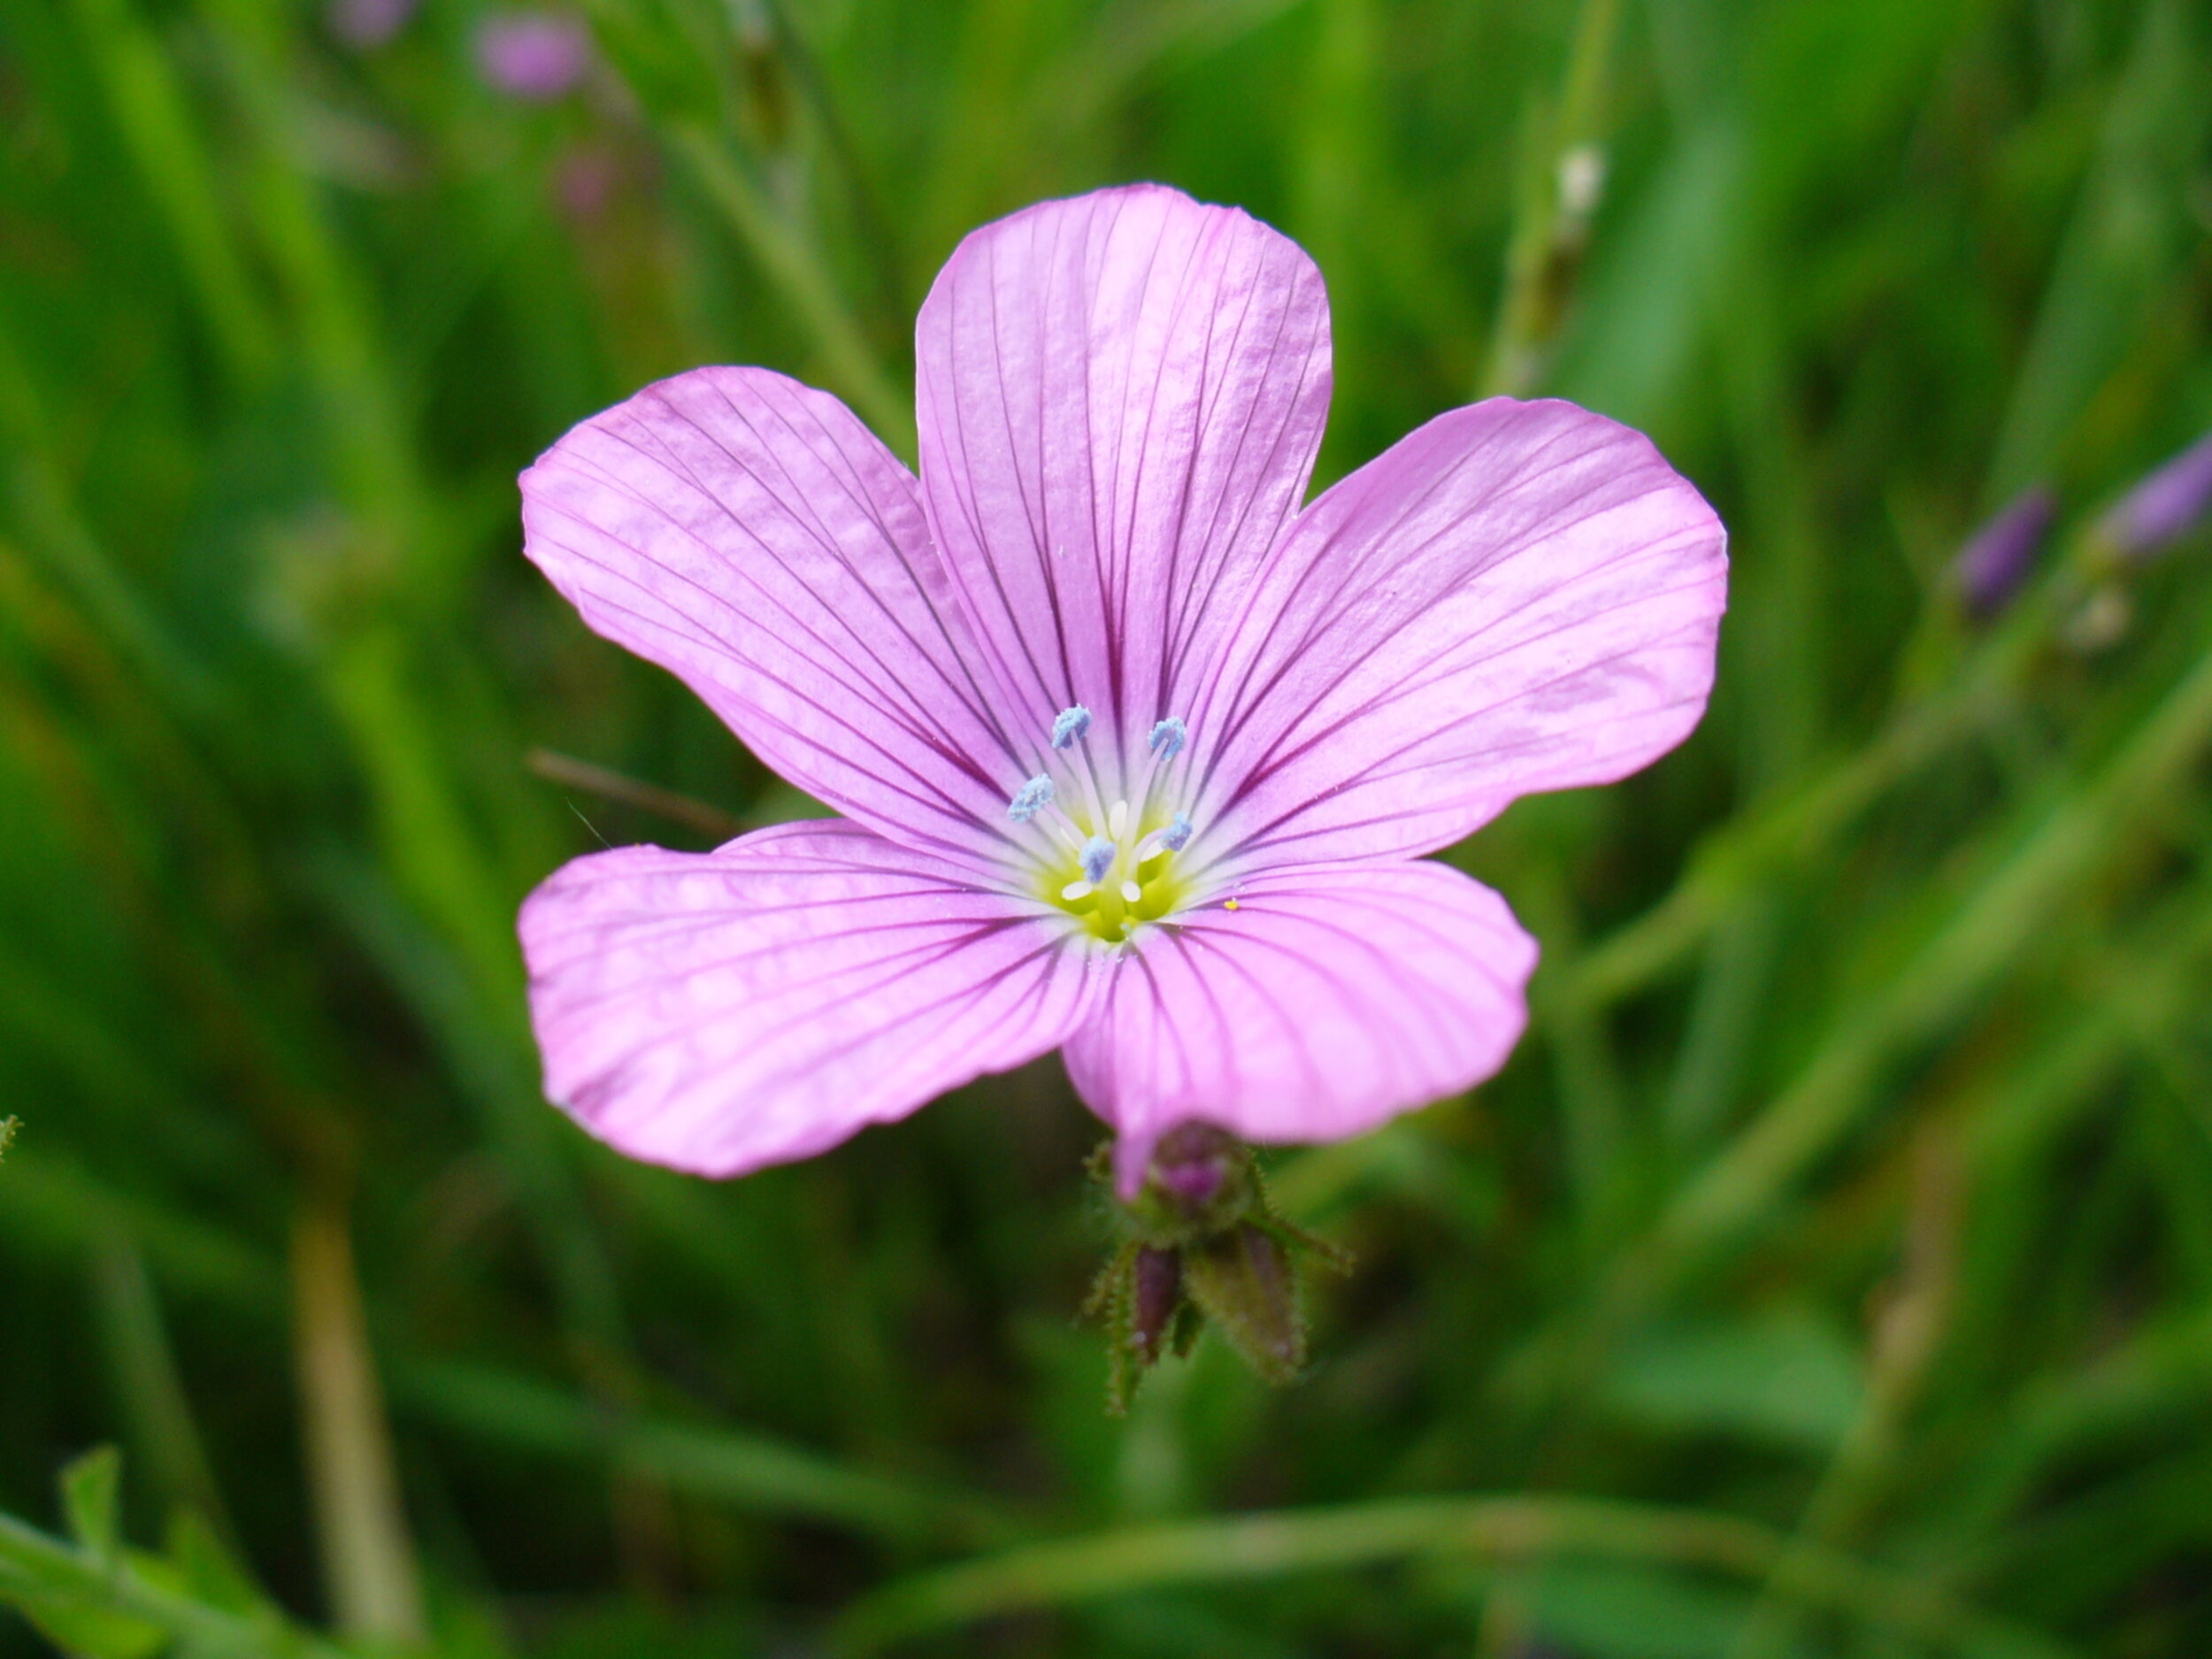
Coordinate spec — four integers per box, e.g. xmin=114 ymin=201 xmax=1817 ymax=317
xmin=668 ymin=126 xmax=916 ymax=457
xmin=1479 ymin=0 xmax=1621 ymax=398
xmin=830 ymin=1492 xmax=2063 ymax=1659
xmin=290 ymin=1196 xmax=425 ymax=1644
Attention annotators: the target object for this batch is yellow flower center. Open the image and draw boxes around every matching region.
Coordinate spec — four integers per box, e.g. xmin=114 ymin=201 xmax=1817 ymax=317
xmin=1039 ymin=796 xmax=1192 ymax=943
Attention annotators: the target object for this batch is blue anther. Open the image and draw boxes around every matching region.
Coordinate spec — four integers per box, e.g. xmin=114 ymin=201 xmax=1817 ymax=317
xmin=1080 ymin=836 xmax=1116 ymax=884
xmin=1148 ymin=717 xmax=1187 ymax=758
xmin=1008 ymin=775 xmax=1056 ymax=823
xmin=1051 ymin=705 xmax=1093 ymax=749
xmin=1159 ymin=811 xmax=1193 ymax=853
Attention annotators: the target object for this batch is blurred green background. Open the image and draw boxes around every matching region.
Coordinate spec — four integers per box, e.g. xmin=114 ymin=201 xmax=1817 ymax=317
xmin=3 ymin=0 xmax=2211 ymax=1654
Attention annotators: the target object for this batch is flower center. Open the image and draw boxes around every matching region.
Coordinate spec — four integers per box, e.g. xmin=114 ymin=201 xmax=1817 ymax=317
xmin=1005 ymin=710 xmax=1195 ymax=943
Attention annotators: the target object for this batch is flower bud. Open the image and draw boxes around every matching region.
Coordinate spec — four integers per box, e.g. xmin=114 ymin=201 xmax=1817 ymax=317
xmin=2100 ymin=429 xmax=2212 ymax=561
xmin=1088 ymin=1126 xmax=1348 ymax=1410
xmin=1952 ymin=485 xmax=2054 ymax=618
xmin=1153 ymin=1125 xmax=1229 ymax=1207
xmin=1139 ymin=1121 xmax=1253 ymax=1233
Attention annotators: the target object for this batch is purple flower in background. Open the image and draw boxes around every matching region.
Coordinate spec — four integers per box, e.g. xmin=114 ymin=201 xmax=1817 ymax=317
xmin=2101 ymin=429 xmax=2212 ymax=560
xmin=329 ymin=0 xmax=414 ymax=48
xmin=1953 ymin=485 xmax=2055 ymax=618
xmin=517 ymin=185 xmax=1728 ymax=1193
xmin=476 ymin=11 xmax=592 ymax=102
xmin=554 ymin=146 xmax=621 ymax=222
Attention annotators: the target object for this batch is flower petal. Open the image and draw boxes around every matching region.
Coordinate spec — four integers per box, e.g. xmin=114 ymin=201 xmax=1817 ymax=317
xmin=521 ymin=366 xmax=1024 ymax=864
xmin=1063 ymin=860 xmax=1537 ymax=1193
xmin=915 ymin=183 xmax=1333 ymax=779
xmin=1188 ymin=398 xmax=1726 ymax=868
xmin=519 ymin=820 xmax=1101 ymax=1177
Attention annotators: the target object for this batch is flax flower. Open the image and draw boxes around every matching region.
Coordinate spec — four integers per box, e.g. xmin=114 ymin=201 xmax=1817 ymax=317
xmin=518 ymin=185 xmax=1726 ymax=1192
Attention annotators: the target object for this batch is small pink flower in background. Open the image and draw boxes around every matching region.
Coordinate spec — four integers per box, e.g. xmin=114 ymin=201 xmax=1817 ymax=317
xmin=517 ymin=184 xmax=1727 ymax=1194
xmin=476 ymin=11 xmax=593 ymax=102
xmin=329 ymin=0 xmax=415 ymax=49
xmin=553 ymin=145 xmax=622 ymax=222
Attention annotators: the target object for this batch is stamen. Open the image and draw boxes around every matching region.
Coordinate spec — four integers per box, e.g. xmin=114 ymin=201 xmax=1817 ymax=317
xmin=1025 ymin=713 xmax=1195 ymax=939
xmin=1135 ymin=811 xmax=1194 ymax=865
xmin=1051 ymin=705 xmax=1093 ymax=749
xmin=1126 ymin=714 xmax=1190 ymax=825
xmin=1080 ymin=836 xmax=1116 ymax=885
xmin=1048 ymin=705 xmax=1109 ymax=830
xmin=1008 ymin=774 xmax=1056 ymax=823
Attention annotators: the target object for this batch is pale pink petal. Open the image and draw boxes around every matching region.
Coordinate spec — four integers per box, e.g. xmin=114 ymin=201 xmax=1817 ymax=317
xmin=519 ymin=820 xmax=1101 ymax=1177
xmin=1062 ymin=861 xmax=1537 ymax=1194
xmin=521 ymin=366 xmax=1025 ymax=865
xmin=1186 ymin=397 xmax=1726 ymax=868
xmin=914 ymin=183 xmax=1332 ymax=780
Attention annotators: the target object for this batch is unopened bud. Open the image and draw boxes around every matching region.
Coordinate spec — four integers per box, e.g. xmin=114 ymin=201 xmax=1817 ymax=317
xmin=1952 ymin=485 xmax=2055 ymax=618
xmin=1088 ymin=1126 xmax=1348 ymax=1411
xmin=2101 ymin=429 xmax=2212 ymax=560
xmin=1147 ymin=1122 xmax=1245 ymax=1224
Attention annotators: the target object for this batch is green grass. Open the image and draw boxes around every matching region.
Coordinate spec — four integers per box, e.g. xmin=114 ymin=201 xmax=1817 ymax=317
xmin=2 ymin=0 xmax=2210 ymax=1654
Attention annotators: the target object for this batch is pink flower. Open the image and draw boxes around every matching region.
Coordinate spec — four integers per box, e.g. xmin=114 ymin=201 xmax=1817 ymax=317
xmin=517 ymin=185 xmax=1727 ymax=1193
xmin=329 ymin=0 xmax=415 ymax=49
xmin=475 ymin=12 xmax=592 ymax=102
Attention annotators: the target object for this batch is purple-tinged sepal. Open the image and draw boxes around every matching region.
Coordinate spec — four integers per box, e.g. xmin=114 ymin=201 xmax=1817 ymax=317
xmin=1185 ymin=1223 xmax=1303 ymax=1383
xmin=1128 ymin=1246 xmax=1185 ymax=1365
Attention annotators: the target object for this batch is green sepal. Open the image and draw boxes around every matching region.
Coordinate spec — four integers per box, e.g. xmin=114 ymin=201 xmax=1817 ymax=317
xmin=1248 ymin=1164 xmax=1356 ymax=1276
xmin=1084 ymin=1240 xmax=1141 ymax=1417
xmin=1181 ymin=1223 xmax=1304 ymax=1385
